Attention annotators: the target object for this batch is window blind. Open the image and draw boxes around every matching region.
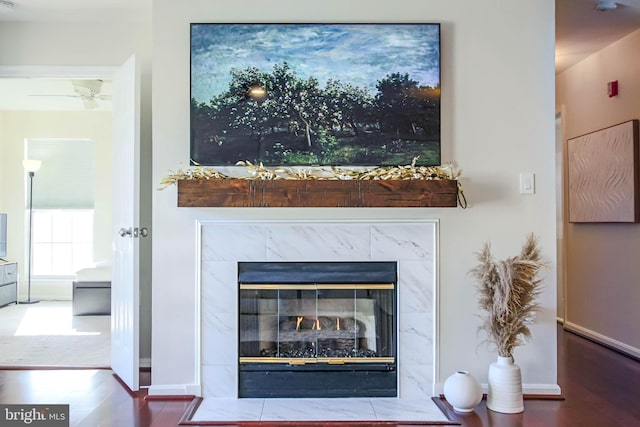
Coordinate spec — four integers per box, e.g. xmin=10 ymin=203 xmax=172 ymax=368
xmin=26 ymin=138 xmax=95 ymax=209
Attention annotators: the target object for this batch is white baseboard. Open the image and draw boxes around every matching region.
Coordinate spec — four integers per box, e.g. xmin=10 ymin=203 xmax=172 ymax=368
xmin=148 ymin=384 xmax=201 ymax=397
xmin=185 ymin=384 xmax=202 ymax=396
xmin=564 ymin=321 xmax=640 ymax=359
xmin=522 ymin=384 xmax=562 ymax=395
xmin=434 ymin=382 xmax=561 ymax=396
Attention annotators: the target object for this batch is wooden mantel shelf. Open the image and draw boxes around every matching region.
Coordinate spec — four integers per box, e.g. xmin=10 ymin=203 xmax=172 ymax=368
xmin=177 ymin=179 xmax=458 ymax=208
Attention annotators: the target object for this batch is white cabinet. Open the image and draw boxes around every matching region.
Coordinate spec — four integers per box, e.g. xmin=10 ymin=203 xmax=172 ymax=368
xmin=0 ymin=262 xmax=18 ymax=307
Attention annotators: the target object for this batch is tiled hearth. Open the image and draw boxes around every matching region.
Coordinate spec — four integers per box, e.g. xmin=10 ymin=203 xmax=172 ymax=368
xmin=190 ymin=397 xmax=451 ymax=423
xmin=199 ymin=219 xmax=439 ymax=400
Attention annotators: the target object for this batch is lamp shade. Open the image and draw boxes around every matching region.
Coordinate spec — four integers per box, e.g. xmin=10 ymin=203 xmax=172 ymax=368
xmin=22 ymin=159 xmax=42 ymax=173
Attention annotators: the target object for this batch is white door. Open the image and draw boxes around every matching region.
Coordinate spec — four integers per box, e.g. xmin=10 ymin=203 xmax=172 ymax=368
xmin=111 ymin=54 xmax=141 ymax=391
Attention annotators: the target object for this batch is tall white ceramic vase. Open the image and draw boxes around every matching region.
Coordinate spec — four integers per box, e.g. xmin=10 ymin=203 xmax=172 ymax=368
xmin=486 ymin=356 xmax=524 ymax=413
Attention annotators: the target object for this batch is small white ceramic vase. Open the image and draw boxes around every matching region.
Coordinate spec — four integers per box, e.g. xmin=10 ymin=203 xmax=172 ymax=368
xmin=443 ymin=370 xmax=483 ymax=412
xmin=486 ymin=355 xmax=524 ymax=413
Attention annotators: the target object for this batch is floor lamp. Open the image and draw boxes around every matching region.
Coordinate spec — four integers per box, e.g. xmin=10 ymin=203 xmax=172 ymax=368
xmin=20 ymin=159 xmax=41 ymax=305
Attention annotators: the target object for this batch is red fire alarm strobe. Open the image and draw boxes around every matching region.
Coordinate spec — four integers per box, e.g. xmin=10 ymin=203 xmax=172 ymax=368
xmin=608 ymin=80 xmax=618 ymax=97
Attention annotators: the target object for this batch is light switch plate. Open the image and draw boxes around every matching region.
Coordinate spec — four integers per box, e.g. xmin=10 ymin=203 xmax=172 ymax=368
xmin=519 ymin=172 xmax=535 ymax=194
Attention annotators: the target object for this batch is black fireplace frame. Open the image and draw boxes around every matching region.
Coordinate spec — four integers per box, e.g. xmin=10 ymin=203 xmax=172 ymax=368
xmin=237 ymin=261 xmax=398 ymax=398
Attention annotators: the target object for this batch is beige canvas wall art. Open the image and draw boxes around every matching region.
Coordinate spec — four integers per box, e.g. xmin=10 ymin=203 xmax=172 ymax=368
xmin=567 ymin=120 xmax=639 ymax=223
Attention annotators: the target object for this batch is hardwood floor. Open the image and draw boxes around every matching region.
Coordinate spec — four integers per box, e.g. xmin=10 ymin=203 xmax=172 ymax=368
xmin=0 ymin=325 xmax=638 ymax=427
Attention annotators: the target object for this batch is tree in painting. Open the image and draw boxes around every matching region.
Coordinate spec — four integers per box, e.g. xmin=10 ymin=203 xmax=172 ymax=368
xmin=190 ymin=24 xmax=441 ymax=166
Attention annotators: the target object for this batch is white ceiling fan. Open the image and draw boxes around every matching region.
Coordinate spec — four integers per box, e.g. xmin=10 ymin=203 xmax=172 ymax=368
xmin=29 ymin=79 xmax=112 ymax=110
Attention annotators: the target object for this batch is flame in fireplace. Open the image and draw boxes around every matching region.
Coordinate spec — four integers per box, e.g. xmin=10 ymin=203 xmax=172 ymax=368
xmin=312 ymin=319 xmax=321 ymax=330
xmin=296 ymin=316 xmax=304 ymax=331
xmin=337 ymin=317 xmax=340 ymax=330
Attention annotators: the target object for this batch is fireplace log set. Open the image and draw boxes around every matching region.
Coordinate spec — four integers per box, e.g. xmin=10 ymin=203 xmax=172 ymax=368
xmin=258 ymin=315 xmax=378 ymax=358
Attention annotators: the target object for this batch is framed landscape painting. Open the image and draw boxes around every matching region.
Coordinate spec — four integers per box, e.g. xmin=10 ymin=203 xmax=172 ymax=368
xmin=190 ymin=23 xmax=441 ymax=166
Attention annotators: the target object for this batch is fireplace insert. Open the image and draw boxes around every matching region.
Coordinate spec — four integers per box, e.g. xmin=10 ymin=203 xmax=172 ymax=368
xmin=238 ymin=261 xmax=397 ymax=398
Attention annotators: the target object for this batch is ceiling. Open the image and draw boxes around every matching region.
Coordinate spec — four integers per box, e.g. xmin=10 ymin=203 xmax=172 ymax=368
xmin=0 ymin=0 xmax=148 ymax=111
xmin=1 ymin=0 xmax=640 ymax=110
xmin=556 ymin=0 xmax=640 ymax=72
xmin=0 ymin=0 xmax=151 ymax=23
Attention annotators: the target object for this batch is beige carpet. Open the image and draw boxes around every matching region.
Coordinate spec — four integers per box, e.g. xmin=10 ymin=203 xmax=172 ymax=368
xmin=0 ymin=300 xmax=110 ymax=367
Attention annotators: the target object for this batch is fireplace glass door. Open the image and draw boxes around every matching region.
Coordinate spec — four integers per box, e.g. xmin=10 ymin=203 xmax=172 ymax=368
xmin=240 ymin=284 xmax=394 ymax=363
xmin=238 ymin=262 xmax=397 ymax=398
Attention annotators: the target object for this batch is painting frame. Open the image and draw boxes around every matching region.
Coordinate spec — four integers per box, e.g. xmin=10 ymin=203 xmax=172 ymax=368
xmin=567 ymin=119 xmax=640 ymax=223
xmin=190 ymin=23 xmax=441 ymax=167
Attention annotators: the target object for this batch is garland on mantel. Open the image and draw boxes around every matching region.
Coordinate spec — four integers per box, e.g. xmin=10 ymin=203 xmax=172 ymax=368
xmin=159 ymin=157 xmax=467 ymax=207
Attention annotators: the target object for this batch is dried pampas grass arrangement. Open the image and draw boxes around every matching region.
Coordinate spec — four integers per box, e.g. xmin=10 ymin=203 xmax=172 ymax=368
xmin=471 ymin=233 xmax=546 ymax=358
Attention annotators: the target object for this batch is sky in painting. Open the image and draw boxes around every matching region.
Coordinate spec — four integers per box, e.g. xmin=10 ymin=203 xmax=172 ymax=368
xmin=191 ymin=23 xmax=440 ymax=104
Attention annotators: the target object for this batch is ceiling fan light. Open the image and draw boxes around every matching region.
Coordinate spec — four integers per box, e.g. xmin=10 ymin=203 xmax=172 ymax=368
xmin=82 ymin=97 xmax=99 ymax=110
xmin=595 ymin=1 xmax=617 ymax=11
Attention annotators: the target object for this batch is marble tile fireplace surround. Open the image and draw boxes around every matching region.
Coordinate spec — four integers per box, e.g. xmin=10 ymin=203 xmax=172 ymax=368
xmin=199 ymin=219 xmax=438 ymax=399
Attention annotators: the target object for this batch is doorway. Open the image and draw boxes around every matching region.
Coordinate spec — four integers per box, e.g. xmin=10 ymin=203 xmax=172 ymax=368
xmin=0 ymin=74 xmax=114 ymax=367
xmin=0 ymin=67 xmax=151 ymax=385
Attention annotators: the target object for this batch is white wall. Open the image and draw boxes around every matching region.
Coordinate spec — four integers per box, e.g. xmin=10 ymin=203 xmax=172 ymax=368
xmin=151 ymin=0 xmax=558 ymax=395
xmin=0 ymin=21 xmax=149 ymax=67
xmin=0 ymin=113 xmax=5 ymax=209
xmin=0 ymin=110 xmax=112 ymax=299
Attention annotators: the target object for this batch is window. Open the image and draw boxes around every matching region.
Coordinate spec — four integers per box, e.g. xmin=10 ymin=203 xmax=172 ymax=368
xmin=32 ymin=210 xmax=94 ymax=278
xmin=26 ymin=138 xmax=95 ymax=278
